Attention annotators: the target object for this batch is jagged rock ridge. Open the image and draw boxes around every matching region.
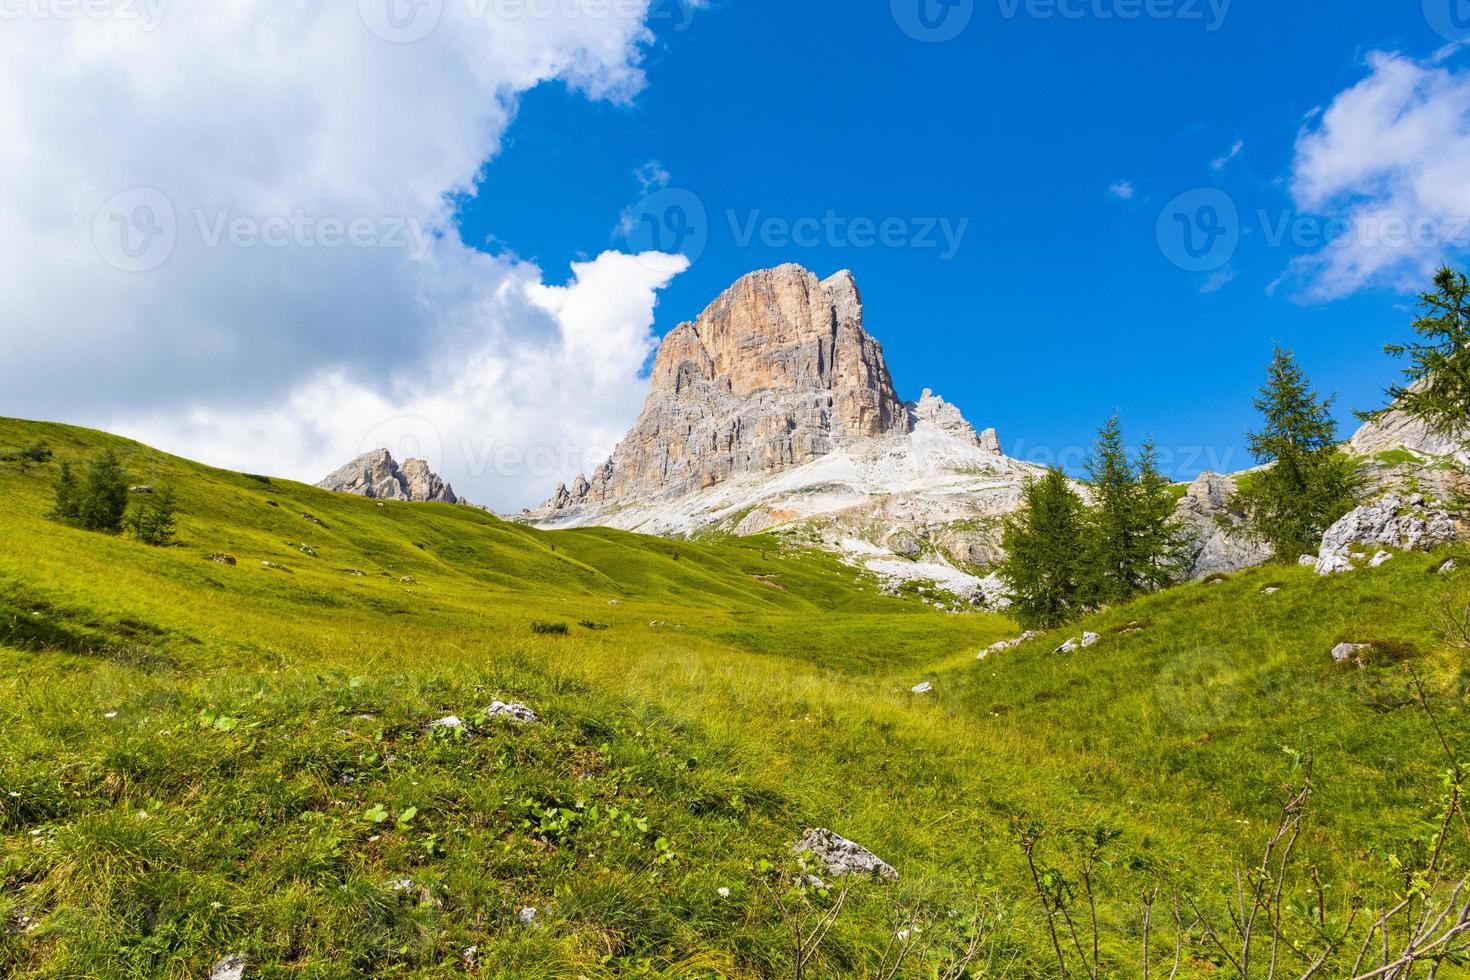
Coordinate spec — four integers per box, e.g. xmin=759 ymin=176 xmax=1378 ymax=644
xmin=317 ymin=449 xmax=458 ymax=505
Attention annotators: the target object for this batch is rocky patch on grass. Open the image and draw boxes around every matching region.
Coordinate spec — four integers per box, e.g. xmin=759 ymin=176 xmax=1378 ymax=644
xmin=209 ymin=955 xmax=246 ymax=980
xmin=486 ymin=701 xmax=539 ymax=724
xmin=911 ymin=681 xmax=933 ymax=694
xmin=208 ymin=553 xmax=237 ymax=566
xmin=1316 ymin=494 xmax=1458 ymax=576
xmin=980 ymin=631 xmax=1038 ymax=658
xmin=1056 ymin=632 xmax=1101 ymax=654
xmin=793 ymin=828 xmax=898 ymax=881
xmin=1332 ymin=643 xmax=1374 ymax=666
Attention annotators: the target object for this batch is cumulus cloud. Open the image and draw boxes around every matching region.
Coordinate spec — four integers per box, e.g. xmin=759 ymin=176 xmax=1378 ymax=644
xmin=0 ymin=1 xmax=691 ymax=509
xmin=1285 ymin=51 xmax=1470 ymax=302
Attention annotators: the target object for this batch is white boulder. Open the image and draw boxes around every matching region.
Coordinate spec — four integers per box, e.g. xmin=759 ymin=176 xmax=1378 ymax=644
xmin=793 ymin=828 xmax=898 ymax=881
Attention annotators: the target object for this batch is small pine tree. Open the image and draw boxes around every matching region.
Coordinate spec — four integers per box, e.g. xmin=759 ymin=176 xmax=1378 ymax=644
xmin=1133 ymin=438 xmax=1188 ymax=591
xmin=50 ymin=462 xmax=81 ymax=521
xmin=1082 ymin=414 xmax=1139 ymax=605
xmin=1239 ymin=347 xmax=1358 ymax=561
xmin=130 ymin=486 xmax=178 ymax=546
xmin=77 ymin=449 xmax=130 ymax=533
xmin=1082 ymin=417 xmax=1188 ymax=604
xmin=998 ymin=469 xmax=1091 ymax=630
xmin=1363 ymin=266 xmax=1470 ymax=445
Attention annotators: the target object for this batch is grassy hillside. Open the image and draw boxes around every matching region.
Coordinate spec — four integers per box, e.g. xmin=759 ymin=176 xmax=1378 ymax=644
xmin=1 ymin=419 xmax=1467 ymax=978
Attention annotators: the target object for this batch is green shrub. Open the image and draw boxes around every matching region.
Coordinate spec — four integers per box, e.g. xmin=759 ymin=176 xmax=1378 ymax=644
xmin=531 ymin=621 xmax=569 ymax=636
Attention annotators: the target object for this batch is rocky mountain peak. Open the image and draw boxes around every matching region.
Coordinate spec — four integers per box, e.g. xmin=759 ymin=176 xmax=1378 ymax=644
xmin=539 ymin=263 xmax=909 ymax=515
xmin=911 ymin=389 xmax=1002 ymax=454
xmin=317 ymin=448 xmax=458 ymax=505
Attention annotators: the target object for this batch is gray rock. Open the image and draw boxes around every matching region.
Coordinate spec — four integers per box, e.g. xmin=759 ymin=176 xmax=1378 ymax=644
xmin=208 ymin=553 xmax=237 ymax=566
xmin=1056 ymin=637 xmax=1080 ymax=654
xmin=1081 ymin=631 xmax=1101 ymax=648
xmin=1298 ymin=555 xmax=1319 ymax=567
xmin=1315 ymin=554 xmax=1354 ymax=576
xmin=427 ymin=716 xmax=464 ymax=731
xmin=911 ymin=681 xmax=933 ymax=694
xmin=1173 ymin=473 xmax=1272 ymax=581
xmin=1368 ymin=551 xmax=1394 ymax=568
xmin=793 ymin=828 xmax=898 ymax=881
xmin=1319 ymin=495 xmax=1458 ymax=561
xmin=317 ymin=449 xmax=457 ymax=505
xmin=1439 ymin=559 xmax=1459 ymax=574
xmin=210 ymin=956 xmax=246 ymax=980
xmin=486 ymin=701 xmax=539 ymax=724
xmin=1332 ymin=643 xmax=1374 ymax=665
xmin=518 ymin=907 xmax=538 ymax=926
xmin=129 ymin=485 xmax=155 ymax=494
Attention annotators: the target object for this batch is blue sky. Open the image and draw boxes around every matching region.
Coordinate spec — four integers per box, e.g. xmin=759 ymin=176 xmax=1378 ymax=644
xmin=463 ymin=0 xmax=1470 ymax=479
xmin=9 ymin=2 xmax=1470 ymax=507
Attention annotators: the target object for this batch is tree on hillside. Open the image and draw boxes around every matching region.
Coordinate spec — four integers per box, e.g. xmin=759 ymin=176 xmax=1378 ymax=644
xmin=130 ymin=486 xmax=178 ymax=546
xmin=1082 ymin=417 xmax=1186 ymax=605
xmin=998 ymin=469 xmax=1091 ymax=630
xmin=1363 ymin=266 xmax=1470 ymax=445
xmin=72 ymin=450 xmax=130 ymax=533
xmin=50 ymin=462 xmax=80 ymax=522
xmin=1133 ymin=437 xmax=1188 ymax=591
xmin=1239 ymin=347 xmax=1358 ymax=561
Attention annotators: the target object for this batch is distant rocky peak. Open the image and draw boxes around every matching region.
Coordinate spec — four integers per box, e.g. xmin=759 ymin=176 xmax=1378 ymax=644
xmin=910 ymin=389 xmax=1002 ymax=454
xmin=317 ymin=448 xmax=458 ymax=505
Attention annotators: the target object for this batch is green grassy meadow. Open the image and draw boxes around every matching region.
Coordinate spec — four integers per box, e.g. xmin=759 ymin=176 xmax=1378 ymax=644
xmin=1 ymin=418 xmax=1467 ymax=978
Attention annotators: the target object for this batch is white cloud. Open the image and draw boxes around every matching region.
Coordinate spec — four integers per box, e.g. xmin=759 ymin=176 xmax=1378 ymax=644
xmin=1211 ymin=139 xmax=1244 ymax=171
xmin=1199 ymin=267 xmax=1238 ymax=294
xmin=0 ymin=1 xmax=690 ymax=510
xmin=635 ymin=160 xmax=672 ymax=191
xmin=1108 ymin=181 xmax=1136 ymax=200
xmin=1285 ymin=50 xmax=1470 ymax=302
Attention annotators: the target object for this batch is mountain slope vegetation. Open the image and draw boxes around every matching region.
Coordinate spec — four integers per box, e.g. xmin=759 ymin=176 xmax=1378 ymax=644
xmin=1 ymin=419 xmax=1466 ymax=978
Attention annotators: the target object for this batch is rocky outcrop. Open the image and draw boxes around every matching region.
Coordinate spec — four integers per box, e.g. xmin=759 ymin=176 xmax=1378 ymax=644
xmin=1173 ymin=472 xmax=1272 ymax=580
xmin=538 ymin=265 xmax=905 ymax=515
xmin=1315 ymin=494 xmax=1459 ymax=574
xmin=317 ymin=449 xmax=457 ymax=505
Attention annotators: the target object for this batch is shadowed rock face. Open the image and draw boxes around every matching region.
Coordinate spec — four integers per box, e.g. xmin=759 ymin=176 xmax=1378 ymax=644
xmin=317 ymin=449 xmax=457 ymax=505
xmin=540 ymin=264 xmax=907 ymax=512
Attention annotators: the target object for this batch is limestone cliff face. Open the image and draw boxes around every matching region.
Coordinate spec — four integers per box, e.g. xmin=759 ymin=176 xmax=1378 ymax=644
xmin=546 ymin=264 xmax=907 ymax=510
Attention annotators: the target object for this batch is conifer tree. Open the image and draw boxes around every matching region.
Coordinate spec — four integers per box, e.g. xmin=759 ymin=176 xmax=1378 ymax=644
xmin=1083 ymin=414 xmax=1139 ymax=604
xmin=1134 ymin=438 xmax=1188 ymax=592
xmin=50 ymin=462 xmax=80 ymax=522
xmin=999 ymin=469 xmax=1091 ymax=630
xmin=1239 ymin=347 xmax=1357 ymax=561
xmin=130 ymin=486 xmax=178 ymax=546
xmin=1363 ymin=266 xmax=1470 ymax=445
xmin=77 ymin=450 xmax=130 ymax=533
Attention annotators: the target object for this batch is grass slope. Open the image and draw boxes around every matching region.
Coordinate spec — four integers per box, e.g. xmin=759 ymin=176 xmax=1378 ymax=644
xmin=0 ymin=418 xmax=1466 ymax=979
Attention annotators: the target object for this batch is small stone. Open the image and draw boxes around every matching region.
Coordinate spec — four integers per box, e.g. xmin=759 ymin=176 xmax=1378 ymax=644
xmin=1081 ymin=632 xmax=1101 ymax=648
xmin=427 ymin=716 xmax=464 ymax=731
xmin=462 ymin=946 xmax=478 ymax=966
xmin=1261 ymin=587 xmax=1280 ymax=596
xmin=1056 ymin=638 xmax=1080 ymax=654
xmin=298 ymin=544 xmax=317 ymax=557
xmin=209 ymin=955 xmax=246 ymax=980
xmin=486 ymin=701 xmax=539 ymax=724
xmin=1439 ymin=559 xmax=1459 ymax=575
xmin=1368 ymin=551 xmax=1394 ymax=568
xmin=1332 ymin=643 xmax=1373 ymax=665
xmin=911 ymin=681 xmax=933 ymax=694
xmin=518 ymin=907 xmax=538 ymax=926
xmin=260 ymin=560 xmax=289 ymax=572
xmin=793 ymin=828 xmax=898 ymax=881
xmin=129 ymin=485 xmax=155 ymax=494
xmin=399 ymin=576 xmax=415 ymax=584
xmin=1315 ymin=554 xmax=1354 ymax=576
xmin=208 ymin=553 xmax=237 ymax=566
xmin=1298 ymin=555 xmax=1319 ymax=567
xmin=348 ymin=570 xmax=365 ymax=577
